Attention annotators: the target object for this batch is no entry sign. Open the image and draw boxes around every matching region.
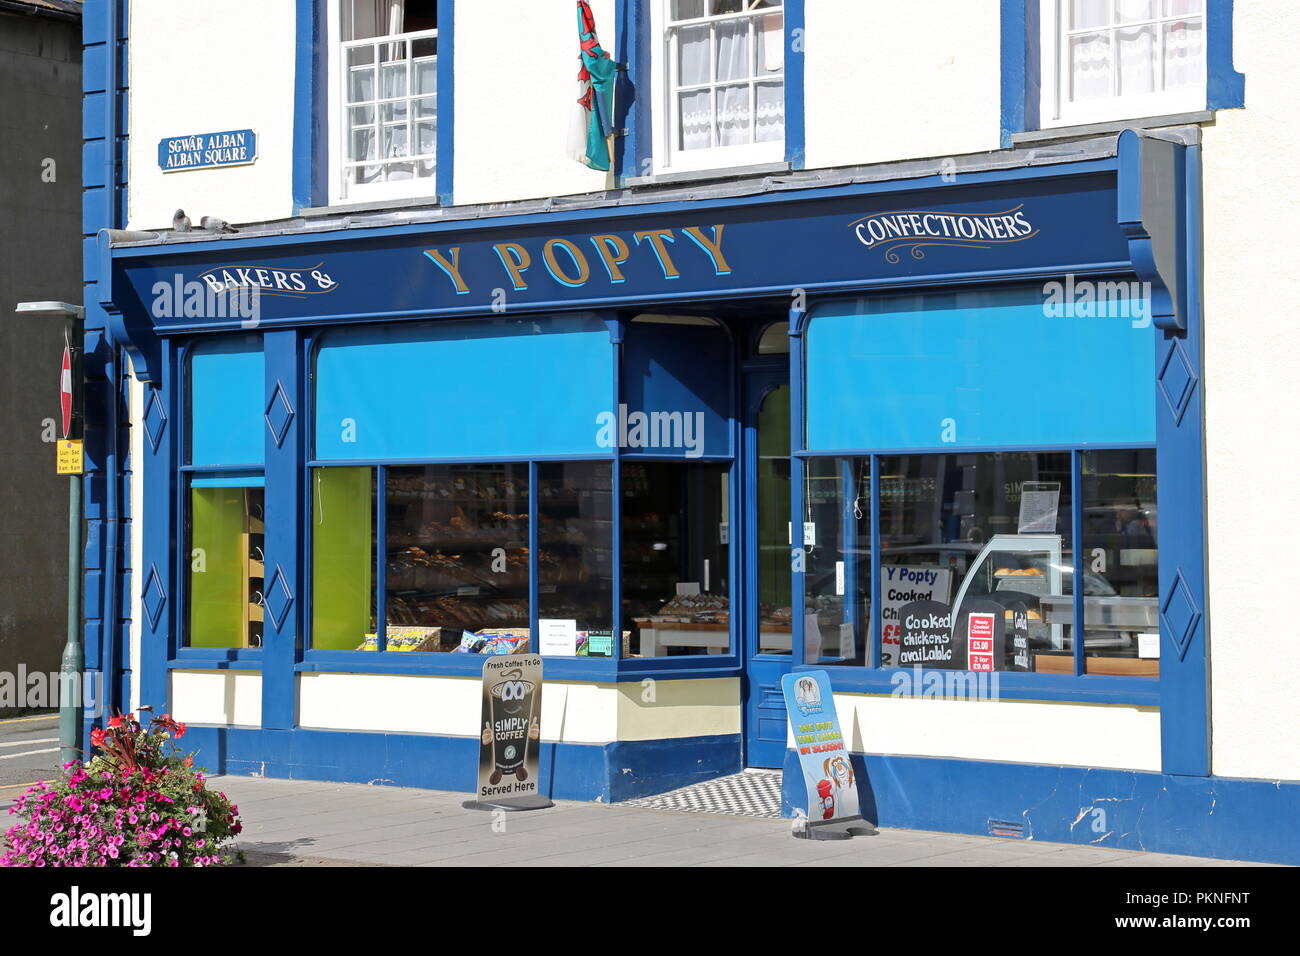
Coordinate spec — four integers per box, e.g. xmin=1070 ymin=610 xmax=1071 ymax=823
xmin=56 ymin=336 xmax=83 ymax=475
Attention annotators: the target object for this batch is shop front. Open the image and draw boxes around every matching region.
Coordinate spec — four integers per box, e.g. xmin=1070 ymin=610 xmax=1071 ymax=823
xmin=98 ymin=130 xmax=1224 ymax=847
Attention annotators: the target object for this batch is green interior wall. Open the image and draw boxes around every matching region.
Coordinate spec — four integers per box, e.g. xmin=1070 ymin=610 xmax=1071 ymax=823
xmin=311 ymin=467 xmax=373 ymax=650
xmin=189 ymin=487 xmax=246 ymax=648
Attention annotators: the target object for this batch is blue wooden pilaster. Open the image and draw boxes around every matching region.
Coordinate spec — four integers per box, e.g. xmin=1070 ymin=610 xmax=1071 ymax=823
xmin=137 ymin=341 xmax=176 ymax=716
xmin=1118 ymin=130 xmax=1210 ymax=776
xmin=260 ymin=331 xmax=305 ymax=730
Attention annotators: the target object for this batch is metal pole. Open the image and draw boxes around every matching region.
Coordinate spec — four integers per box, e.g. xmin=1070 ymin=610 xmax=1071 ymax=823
xmin=58 ymin=312 xmax=84 ymax=766
xmin=59 ymin=471 xmax=84 ymax=765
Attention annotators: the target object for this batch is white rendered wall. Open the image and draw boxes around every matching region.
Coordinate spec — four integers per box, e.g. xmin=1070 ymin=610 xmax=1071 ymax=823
xmin=296 ymin=673 xmax=738 ymax=743
xmin=125 ymin=0 xmax=298 ymax=230
xmin=170 ymin=671 xmax=263 ymax=727
xmin=806 ymin=694 xmax=1161 ymax=772
xmin=802 ymin=0 xmax=1002 ymax=171
xmin=1201 ymin=0 xmax=1300 ymax=781
xmin=451 ymin=0 xmax=617 ymax=205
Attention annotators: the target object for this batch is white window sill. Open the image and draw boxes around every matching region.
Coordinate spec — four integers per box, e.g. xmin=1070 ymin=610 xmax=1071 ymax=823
xmin=625 ymin=159 xmax=790 ymax=188
xmin=1011 ymin=110 xmax=1213 ymax=145
xmin=301 ymin=195 xmax=444 ymax=218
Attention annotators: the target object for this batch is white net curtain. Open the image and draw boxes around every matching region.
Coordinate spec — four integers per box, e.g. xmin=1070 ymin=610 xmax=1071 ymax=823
xmin=343 ymin=0 xmax=437 ymax=186
xmin=672 ymin=0 xmax=785 ymax=151
xmin=1065 ymin=0 xmax=1204 ymax=105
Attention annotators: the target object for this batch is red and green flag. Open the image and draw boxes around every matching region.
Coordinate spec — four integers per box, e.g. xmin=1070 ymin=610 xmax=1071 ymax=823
xmin=568 ymin=1 xmax=617 ymax=171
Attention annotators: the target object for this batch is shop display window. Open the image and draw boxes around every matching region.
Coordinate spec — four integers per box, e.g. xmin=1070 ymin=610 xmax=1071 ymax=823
xmin=622 ymin=461 xmax=732 ymax=656
xmin=537 ymin=461 xmax=616 ymax=657
xmin=187 ymin=480 xmax=265 ymax=649
xmin=877 ymin=452 xmax=1075 ymax=673
xmin=382 ymin=464 xmax=531 ymax=653
xmin=1078 ymin=449 xmax=1159 ymax=676
xmin=800 ymin=449 xmax=1159 ymax=676
xmin=803 ymin=457 xmax=870 ymax=666
xmin=184 ymin=337 xmax=265 ymax=649
xmin=804 ymin=286 xmax=1158 ymax=678
xmin=306 ymin=460 xmax=621 ymax=658
xmin=311 ymin=467 xmax=377 ymax=650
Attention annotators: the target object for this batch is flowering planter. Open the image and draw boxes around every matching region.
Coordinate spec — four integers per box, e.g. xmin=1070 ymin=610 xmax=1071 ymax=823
xmin=2 ymin=709 xmax=243 ymax=867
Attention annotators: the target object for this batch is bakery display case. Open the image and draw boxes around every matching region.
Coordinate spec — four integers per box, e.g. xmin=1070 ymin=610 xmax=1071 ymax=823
xmin=947 ymin=532 xmax=1158 ymax=673
xmin=949 ymin=533 xmax=1066 ymax=652
xmin=382 ymin=464 xmax=532 ymax=650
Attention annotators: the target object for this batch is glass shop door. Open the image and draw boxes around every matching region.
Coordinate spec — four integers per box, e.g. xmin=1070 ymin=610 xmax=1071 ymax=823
xmin=742 ymin=368 xmax=793 ymax=768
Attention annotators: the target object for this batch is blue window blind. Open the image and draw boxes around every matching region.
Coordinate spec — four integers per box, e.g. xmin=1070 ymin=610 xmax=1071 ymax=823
xmin=806 ymin=285 xmax=1155 ymax=451
xmin=189 ymin=335 xmax=265 ymax=467
xmin=622 ymin=319 xmax=732 ymax=459
xmin=314 ymin=315 xmax=614 ymax=460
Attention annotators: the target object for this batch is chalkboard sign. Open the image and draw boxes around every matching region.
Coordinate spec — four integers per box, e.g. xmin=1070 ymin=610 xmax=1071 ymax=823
xmin=896 ymin=600 xmax=956 ymax=668
xmin=958 ymin=599 xmax=1007 ymax=672
xmin=1006 ymin=601 xmax=1032 ymax=672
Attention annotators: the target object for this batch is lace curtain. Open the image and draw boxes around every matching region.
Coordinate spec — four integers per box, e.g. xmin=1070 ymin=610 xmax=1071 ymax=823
xmin=676 ymin=11 xmax=784 ymax=151
xmin=1067 ymin=0 xmax=1203 ymax=103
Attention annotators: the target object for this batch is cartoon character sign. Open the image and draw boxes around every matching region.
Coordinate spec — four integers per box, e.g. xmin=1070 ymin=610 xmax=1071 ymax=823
xmin=781 ymin=670 xmax=862 ymax=826
xmin=824 ymin=753 xmax=854 ymax=791
xmin=816 ymin=779 xmax=836 ymax=819
xmin=793 ymin=676 xmax=823 ymax=716
xmin=480 ymin=672 xmax=541 ymax=785
xmin=476 ymin=657 xmax=544 ymax=801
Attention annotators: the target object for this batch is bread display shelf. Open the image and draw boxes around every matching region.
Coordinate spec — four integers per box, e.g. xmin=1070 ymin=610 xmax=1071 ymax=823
xmin=633 ymin=618 xmax=792 ymax=656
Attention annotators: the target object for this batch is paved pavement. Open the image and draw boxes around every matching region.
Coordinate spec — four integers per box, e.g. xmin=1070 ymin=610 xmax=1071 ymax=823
xmin=0 ymin=713 xmax=62 ymax=793
xmin=190 ymin=775 xmax=1271 ymax=868
xmin=0 ymin=715 xmax=1275 ymax=867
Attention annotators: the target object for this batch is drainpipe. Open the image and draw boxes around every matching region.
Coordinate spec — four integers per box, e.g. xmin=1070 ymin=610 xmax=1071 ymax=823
xmin=98 ymin=0 xmax=123 ymax=726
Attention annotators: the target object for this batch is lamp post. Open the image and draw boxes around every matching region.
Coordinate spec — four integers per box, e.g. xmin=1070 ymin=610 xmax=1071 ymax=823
xmin=16 ymin=301 xmax=86 ymax=766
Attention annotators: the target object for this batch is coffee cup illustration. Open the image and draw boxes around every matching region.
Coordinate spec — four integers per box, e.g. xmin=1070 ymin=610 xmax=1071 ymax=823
xmin=485 ymin=670 xmax=537 ymax=786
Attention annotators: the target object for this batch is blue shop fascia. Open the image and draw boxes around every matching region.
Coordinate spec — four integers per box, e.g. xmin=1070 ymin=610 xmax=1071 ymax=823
xmin=88 ymin=130 xmax=1297 ymax=864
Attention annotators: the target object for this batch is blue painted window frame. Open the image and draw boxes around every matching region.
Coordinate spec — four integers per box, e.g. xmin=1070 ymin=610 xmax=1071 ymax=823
xmin=175 ymin=338 xmax=268 ymax=662
xmin=164 ymin=318 xmax=748 ymax=683
xmin=618 ymin=0 xmax=805 ymax=183
xmin=792 ymin=447 xmax=1159 ymax=706
xmin=294 ymin=0 xmax=456 ymax=210
xmin=999 ymin=0 xmax=1245 ymax=145
xmin=290 ymin=317 xmax=746 ymax=682
xmin=789 ymin=280 xmax=1167 ymax=708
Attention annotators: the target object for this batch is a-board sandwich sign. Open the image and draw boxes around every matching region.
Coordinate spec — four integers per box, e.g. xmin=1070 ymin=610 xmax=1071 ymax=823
xmin=781 ymin=670 xmax=872 ymax=840
xmin=464 ymin=655 xmax=553 ymax=812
